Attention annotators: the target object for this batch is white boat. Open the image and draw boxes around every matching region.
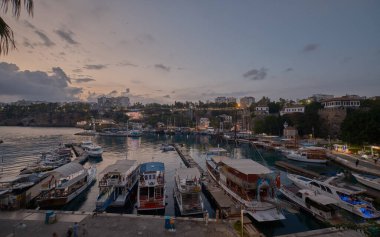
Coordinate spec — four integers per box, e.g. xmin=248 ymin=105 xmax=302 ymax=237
xmin=96 ymin=160 xmax=139 ymax=210
xmin=81 ymin=141 xmax=93 ymax=149
xmin=137 ymin=162 xmax=165 ymax=211
xmin=160 ymin=144 xmax=175 ymax=151
xmin=206 ymin=156 xmax=285 ymax=222
xmin=85 ymin=144 xmax=103 ymax=158
xmin=286 ymin=147 xmax=327 ymax=163
xmin=37 ymin=163 xmax=96 ymax=208
xmin=98 ymin=128 xmax=129 ymax=137
xmin=206 ymin=147 xmax=228 ymax=156
xmin=174 ymin=167 xmax=204 ymax=216
xmin=279 ymin=185 xmax=343 ymax=223
xmin=288 ymin=173 xmax=380 ymax=219
xmin=352 ymin=173 xmax=380 ymax=191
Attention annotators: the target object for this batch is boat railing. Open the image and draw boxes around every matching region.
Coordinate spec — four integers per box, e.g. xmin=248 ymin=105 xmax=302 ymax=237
xmin=178 ymin=184 xmax=201 ymax=193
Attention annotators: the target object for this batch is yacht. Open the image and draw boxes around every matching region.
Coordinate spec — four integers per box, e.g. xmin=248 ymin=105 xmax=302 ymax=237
xmin=352 ymin=173 xmax=380 ymax=191
xmin=37 ymin=163 xmax=96 ymax=208
xmin=279 ymin=184 xmax=343 ymax=224
xmin=288 ymin=173 xmax=380 ymax=219
xmin=160 ymin=144 xmax=175 ymax=152
xmin=136 ymin=162 xmax=165 ymax=211
xmin=285 ymin=147 xmax=327 ymax=163
xmin=85 ymin=144 xmax=103 ymax=158
xmin=206 ymin=156 xmax=285 ymax=222
xmin=174 ymin=167 xmax=204 ymax=216
xmin=96 ymin=160 xmax=139 ymax=210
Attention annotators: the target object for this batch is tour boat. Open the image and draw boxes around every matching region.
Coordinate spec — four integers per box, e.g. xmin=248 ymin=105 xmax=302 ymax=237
xmin=96 ymin=160 xmax=139 ymax=210
xmin=285 ymin=147 xmax=327 ymax=164
xmin=37 ymin=163 xmax=96 ymax=208
xmin=85 ymin=144 xmax=103 ymax=158
xmin=206 ymin=156 xmax=285 ymax=222
xmin=288 ymin=173 xmax=380 ymax=219
xmin=279 ymin=184 xmax=343 ymax=223
xmin=136 ymin=162 xmax=165 ymax=211
xmin=352 ymin=173 xmax=380 ymax=191
xmin=174 ymin=167 xmax=204 ymax=216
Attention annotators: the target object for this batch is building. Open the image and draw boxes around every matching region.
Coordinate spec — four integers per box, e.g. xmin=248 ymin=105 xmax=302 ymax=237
xmin=215 ymin=97 xmax=227 ymax=104
xmin=321 ymin=95 xmax=362 ymax=109
xmin=255 ymin=103 xmax=269 ymax=115
xmin=240 ymin=96 xmax=255 ymax=108
xmin=309 ymin=94 xmax=334 ymax=102
xmin=198 ymin=118 xmax=210 ymax=129
xmin=226 ymin=97 xmax=237 ymax=104
xmin=218 ymin=114 xmax=232 ymax=123
xmin=97 ymin=96 xmax=130 ymax=110
xmin=280 ymin=105 xmax=305 ymax=116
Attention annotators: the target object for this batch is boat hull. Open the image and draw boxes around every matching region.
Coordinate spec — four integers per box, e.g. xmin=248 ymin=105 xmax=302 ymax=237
xmin=352 ymin=174 xmax=380 ymax=191
xmin=286 ymin=154 xmax=327 ymax=163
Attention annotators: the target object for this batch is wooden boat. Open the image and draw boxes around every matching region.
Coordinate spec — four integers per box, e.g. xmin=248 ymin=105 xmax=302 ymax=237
xmin=174 ymin=167 xmax=204 ymax=216
xmin=37 ymin=163 xmax=96 ymax=208
xmin=352 ymin=173 xmax=380 ymax=191
xmin=288 ymin=173 xmax=380 ymax=219
xmin=136 ymin=162 xmax=165 ymax=211
xmin=96 ymin=160 xmax=139 ymax=210
xmin=206 ymin=156 xmax=285 ymax=222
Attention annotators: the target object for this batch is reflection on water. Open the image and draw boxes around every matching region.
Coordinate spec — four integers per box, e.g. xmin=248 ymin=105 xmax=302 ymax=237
xmin=0 ymin=127 xmax=338 ymax=236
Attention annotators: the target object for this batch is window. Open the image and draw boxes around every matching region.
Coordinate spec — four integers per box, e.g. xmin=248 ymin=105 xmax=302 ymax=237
xmin=325 ymin=187 xmax=332 ymax=194
xmin=320 ymin=185 xmax=327 ymax=192
xmin=310 ymin=182 xmax=320 ymax=188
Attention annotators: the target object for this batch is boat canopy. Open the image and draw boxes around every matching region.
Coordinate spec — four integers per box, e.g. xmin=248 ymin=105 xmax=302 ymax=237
xmin=100 ymin=159 xmax=137 ymax=175
xmin=140 ymin=162 xmax=165 ymax=173
xmin=212 ymin=156 xmax=271 ymax=175
xmin=177 ymin=167 xmax=201 ymax=180
xmin=52 ymin=162 xmax=84 ymax=178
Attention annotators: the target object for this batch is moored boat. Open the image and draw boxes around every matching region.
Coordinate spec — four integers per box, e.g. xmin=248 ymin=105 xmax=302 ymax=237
xmin=288 ymin=173 xmax=380 ymax=219
xmin=85 ymin=144 xmax=103 ymax=158
xmin=160 ymin=144 xmax=175 ymax=152
xmin=285 ymin=147 xmax=327 ymax=163
xmin=136 ymin=162 xmax=165 ymax=211
xmin=352 ymin=173 xmax=380 ymax=191
xmin=206 ymin=156 xmax=285 ymax=222
xmin=96 ymin=159 xmax=139 ymax=210
xmin=37 ymin=163 xmax=96 ymax=208
xmin=174 ymin=167 xmax=204 ymax=216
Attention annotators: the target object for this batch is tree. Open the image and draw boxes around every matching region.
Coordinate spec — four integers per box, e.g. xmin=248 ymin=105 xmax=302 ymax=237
xmin=1 ymin=0 xmax=34 ymax=55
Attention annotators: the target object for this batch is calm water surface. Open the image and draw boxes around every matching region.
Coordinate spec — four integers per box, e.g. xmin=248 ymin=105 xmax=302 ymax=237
xmin=1 ymin=126 xmax=350 ymax=236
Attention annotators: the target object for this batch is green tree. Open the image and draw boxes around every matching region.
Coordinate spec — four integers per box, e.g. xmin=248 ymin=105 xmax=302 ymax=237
xmin=1 ymin=0 xmax=34 ymax=55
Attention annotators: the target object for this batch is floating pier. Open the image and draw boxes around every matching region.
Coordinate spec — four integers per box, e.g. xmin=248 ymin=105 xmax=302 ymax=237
xmin=275 ymin=161 xmax=320 ymax=178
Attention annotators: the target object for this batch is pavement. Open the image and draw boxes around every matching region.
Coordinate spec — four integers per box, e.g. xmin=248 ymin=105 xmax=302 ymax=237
xmin=328 ymin=151 xmax=380 ymax=176
xmin=0 ymin=210 xmax=237 ymax=237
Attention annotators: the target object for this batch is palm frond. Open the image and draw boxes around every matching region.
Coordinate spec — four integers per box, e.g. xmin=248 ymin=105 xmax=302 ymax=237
xmin=1 ymin=0 xmax=33 ymax=17
xmin=0 ymin=16 xmax=15 ymax=55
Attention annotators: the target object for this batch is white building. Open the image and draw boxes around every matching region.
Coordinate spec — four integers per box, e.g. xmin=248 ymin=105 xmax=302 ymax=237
xmin=280 ymin=105 xmax=305 ymax=116
xmin=215 ymin=97 xmax=227 ymax=104
xmin=219 ymin=114 xmax=232 ymax=123
xmin=226 ymin=97 xmax=237 ymax=104
xmin=309 ymin=94 xmax=334 ymax=102
xmin=240 ymin=96 xmax=255 ymax=108
xmin=255 ymin=104 xmax=269 ymax=115
xmin=321 ymin=96 xmax=361 ymax=109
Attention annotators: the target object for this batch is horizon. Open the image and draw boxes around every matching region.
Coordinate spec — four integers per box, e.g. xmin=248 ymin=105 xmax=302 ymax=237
xmin=1 ymin=0 xmax=379 ymax=104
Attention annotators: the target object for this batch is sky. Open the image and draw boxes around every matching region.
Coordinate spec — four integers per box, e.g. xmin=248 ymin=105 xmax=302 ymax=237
xmin=0 ymin=0 xmax=379 ymax=104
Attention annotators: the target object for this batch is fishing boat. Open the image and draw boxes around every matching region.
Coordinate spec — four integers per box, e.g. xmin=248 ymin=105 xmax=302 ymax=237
xmin=206 ymin=156 xmax=285 ymax=222
xmin=174 ymin=167 xmax=204 ymax=216
xmin=285 ymin=147 xmax=327 ymax=163
xmin=37 ymin=163 xmax=96 ymax=208
xmin=288 ymin=173 xmax=380 ymax=219
xmin=96 ymin=160 xmax=139 ymax=210
xmin=352 ymin=173 xmax=380 ymax=191
xmin=279 ymin=184 xmax=343 ymax=224
xmin=160 ymin=144 xmax=175 ymax=152
xmin=136 ymin=162 xmax=165 ymax=211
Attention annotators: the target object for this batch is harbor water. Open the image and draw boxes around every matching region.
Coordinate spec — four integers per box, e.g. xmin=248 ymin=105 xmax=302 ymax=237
xmin=0 ymin=126 xmax=353 ymax=236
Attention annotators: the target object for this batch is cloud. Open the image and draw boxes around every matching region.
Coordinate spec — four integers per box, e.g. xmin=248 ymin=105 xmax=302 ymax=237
xmin=72 ymin=68 xmax=82 ymax=73
xmin=163 ymin=95 xmax=170 ymax=98
xmin=74 ymin=78 xmax=96 ymax=83
xmin=23 ymin=20 xmax=36 ymax=30
xmin=171 ymin=90 xmax=175 ymax=94
xmin=0 ymin=62 xmax=82 ymax=102
xmin=285 ymin=68 xmax=294 ymax=72
xmin=243 ymin=67 xmax=268 ymax=80
xmin=84 ymin=64 xmax=107 ymax=70
xmin=155 ymin=64 xmax=170 ymax=72
xmin=136 ymin=34 xmax=155 ymax=44
xmin=117 ymin=62 xmax=138 ymax=67
xmin=55 ymin=29 xmax=79 ymax=45
xmin=302 ymin=43 xmax=319 ymax=52
xmin=23 ymin=38 xmax=34 ymax=49
xmin=34 ymin=30 xmax=55 ymax=47
xmin=131 ymin=80 xmax=141 ymax=84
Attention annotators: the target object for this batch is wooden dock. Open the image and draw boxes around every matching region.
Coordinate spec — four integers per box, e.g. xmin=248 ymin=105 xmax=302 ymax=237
xmin=66 ymin=143 xmax=88 ymax=164
xmin=173 ymin=144 xmax=241 ymax=219
xmin=275 ymin=161 xmax=320 ymax=178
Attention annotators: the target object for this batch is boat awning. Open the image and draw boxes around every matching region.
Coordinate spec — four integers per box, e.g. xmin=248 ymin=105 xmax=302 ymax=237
xmin=51 ymin=163 xmax=84 ymax=178
xmin=217 ymin=157 xmax=272 ymax=175
xmin=140 ymin=162 xmax=164 ymax=173
xmin=176 ymin=167 xmax=201 ymax=180
xmin=246 ymin=209 xmax=286 ymax=222
xmin=100 ymin=160 xmax=137 ymax=175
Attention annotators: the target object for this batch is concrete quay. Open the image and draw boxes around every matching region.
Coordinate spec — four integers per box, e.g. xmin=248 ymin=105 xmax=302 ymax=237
xmin=327 ymin=151 xmax=379 ymax=176
xmin=0 ymin=210 xmax=236 ymax=237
